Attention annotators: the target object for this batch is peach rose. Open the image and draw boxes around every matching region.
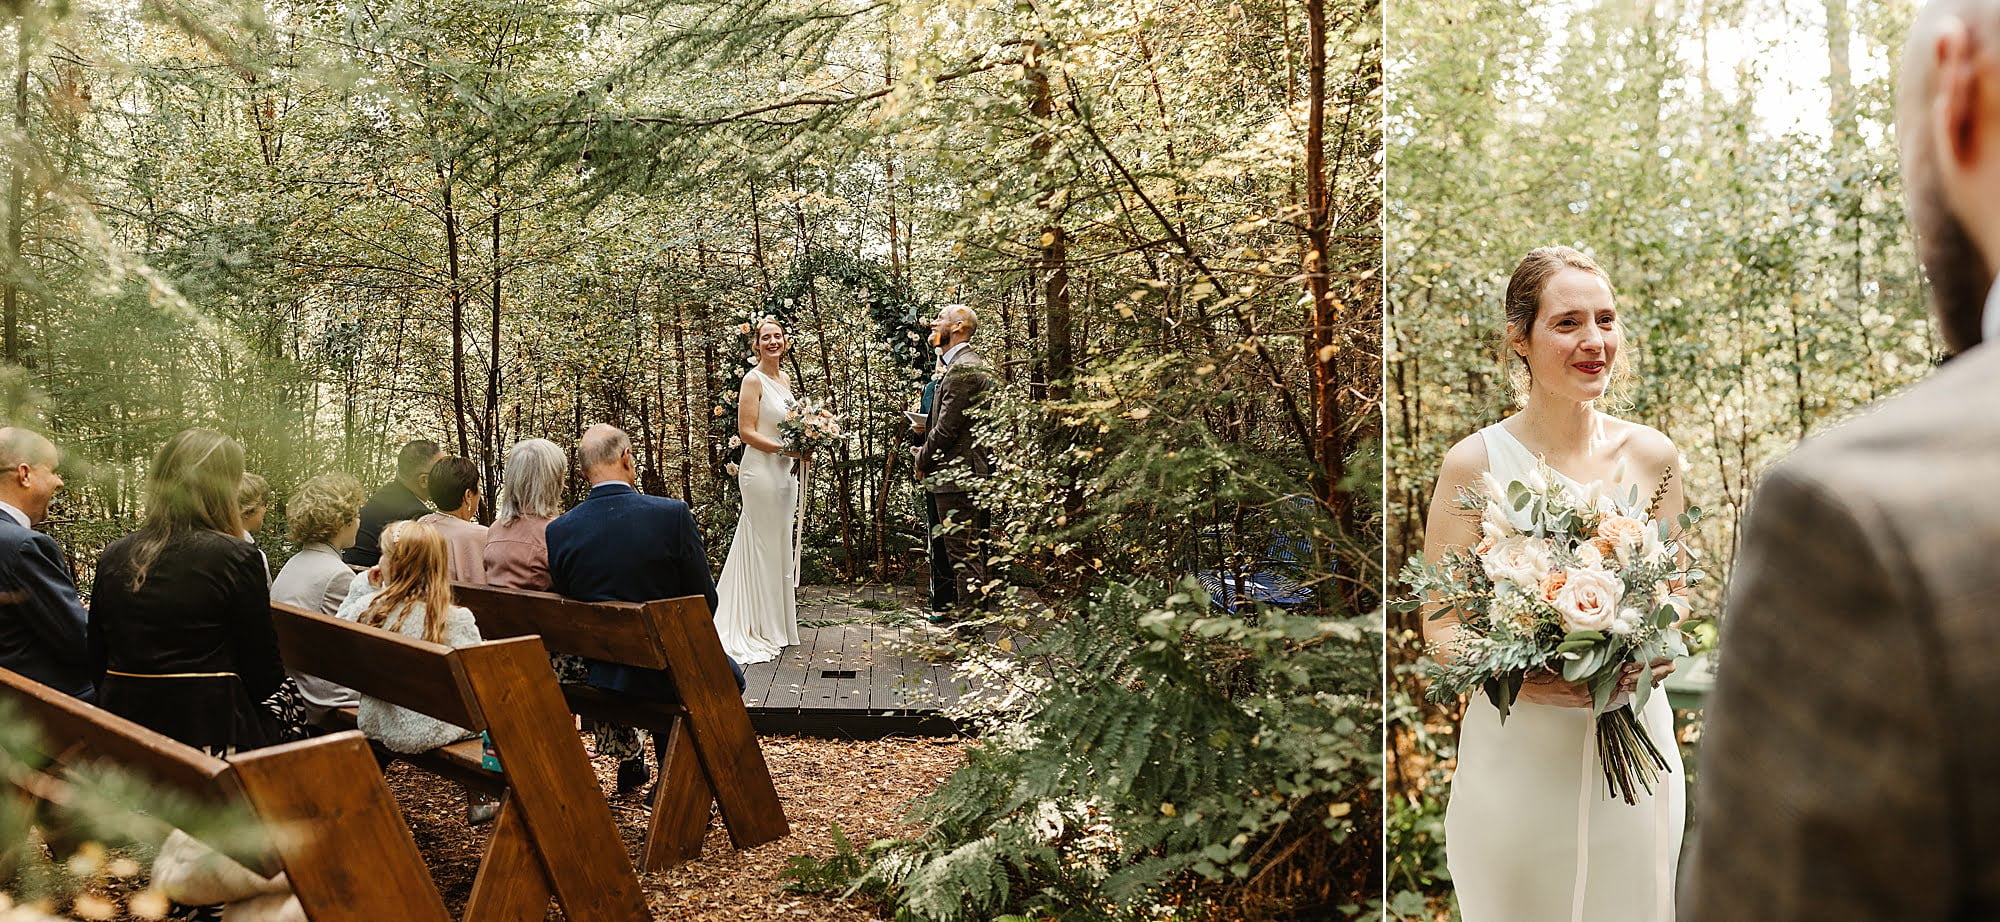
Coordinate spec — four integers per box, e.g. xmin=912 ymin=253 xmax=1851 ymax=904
xmin=1554 ymin=566 xmax=1623 ymax=632
xmin=1537 ymin=569 xmax=1568 ymax=605
xmin=1597 ymin=514 xmax=1648 ymax=548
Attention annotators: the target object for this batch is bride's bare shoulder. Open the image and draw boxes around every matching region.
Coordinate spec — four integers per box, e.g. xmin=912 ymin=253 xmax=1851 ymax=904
xmin=1599 ymin=414 xmax=1680 ymax=471
xmin=1437 ymin=430 xmax=1491 ymax=485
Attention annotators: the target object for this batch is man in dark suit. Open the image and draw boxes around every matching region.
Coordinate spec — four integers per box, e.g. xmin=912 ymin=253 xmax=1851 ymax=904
xmin=0 ymin=428 xmax=92 ymax=701
xmin=908 ymin=341 xmax=957 ymax=614
xmin=547 ymin=425 xmax=745 ymax=786
xmin=344 ymin=438 xmax=442 ymax=567
xmin=1684 ymin=2 xmax=2000 ymax=917
xmin=914 ymin=304 xmax=995 ymax=621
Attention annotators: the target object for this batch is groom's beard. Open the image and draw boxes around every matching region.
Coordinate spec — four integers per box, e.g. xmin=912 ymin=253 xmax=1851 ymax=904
xmin=1914 ymin=188 xmax=1994 ymax=356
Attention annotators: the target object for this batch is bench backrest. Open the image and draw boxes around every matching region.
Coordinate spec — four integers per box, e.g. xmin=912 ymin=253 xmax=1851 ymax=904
xmin=267 ymin=601 xmax=651 ymax=922
xmin=449 ymin=584 xmax=790 ymax=854
xmin=452 ymin=584 xmax=702 ymax=672
xmin=0 ymin=667 xmax=448 ymax=922
xmin=269 ymin=601 xmax=486 ymax=730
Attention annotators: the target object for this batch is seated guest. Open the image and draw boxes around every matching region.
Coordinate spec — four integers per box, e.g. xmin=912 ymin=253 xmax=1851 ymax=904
xmin=90 ymin=430 xmax=303 ymax=754
xmin=350 ymin=521 xmax=483 ymax=752
xmin=547 ymin=425 xmax=743 ymax=793
xmin=486 ymin=437 xmax=649 ymax=793
xmin=482 ymin=439 xmax=563 ymax=591
xmin=348 ymin=519 xmax=497 ymax=824
xmin=345 ymin=439 xmax=441 ymax=567
xmin=270 ymin=472 xmax=367 ymax=722
xmin=418 ymin=456 xmax=487 ymax=585
xmin=0 ymin=427 xmax=92 ymax=702
xmin=236 ymin=471 xmax=272 ymax=584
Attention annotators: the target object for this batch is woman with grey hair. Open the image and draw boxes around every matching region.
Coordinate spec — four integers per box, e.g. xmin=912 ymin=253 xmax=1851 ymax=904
xmin=482 ymin=437 xmax=649 ymax=793
xmin=483 ymin=438 xmax=565 ymax=590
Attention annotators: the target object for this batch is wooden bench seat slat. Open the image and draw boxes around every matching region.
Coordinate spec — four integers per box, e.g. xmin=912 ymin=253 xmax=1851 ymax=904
xmin=269 ymin=602 xmax=487 ymax=731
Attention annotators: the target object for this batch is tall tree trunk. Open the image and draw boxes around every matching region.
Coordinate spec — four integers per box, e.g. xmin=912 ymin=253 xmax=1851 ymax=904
xmin=441 ymin=171 xmax=470 ymax=459
xmin=1028 ymin=40 xmax=1074 ymax=401
xmin=4 ymin=16 xmax=28 ymax=365
xmin=483 ymin=171 xmax=503 ymax=523
xmin=1305 ymin=0 xmax=1340 ymax=509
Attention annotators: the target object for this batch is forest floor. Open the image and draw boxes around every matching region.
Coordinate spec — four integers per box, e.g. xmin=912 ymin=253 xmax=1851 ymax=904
xmin=391 ymin=732 xmax=968 ymax=920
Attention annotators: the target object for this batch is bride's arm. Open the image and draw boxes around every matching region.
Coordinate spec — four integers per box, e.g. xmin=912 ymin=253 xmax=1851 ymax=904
xmin=736 ymin=374 xmax=792 ymax=456
xmin=1423 ymin=434 xmax=1597 ymax=708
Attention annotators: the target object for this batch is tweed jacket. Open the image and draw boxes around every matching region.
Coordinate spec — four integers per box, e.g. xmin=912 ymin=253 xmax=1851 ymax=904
xmin=915 ymin=345 xmax=994 ymax=494
xmin=1684 ymin=342 xmax=2000 ymax=919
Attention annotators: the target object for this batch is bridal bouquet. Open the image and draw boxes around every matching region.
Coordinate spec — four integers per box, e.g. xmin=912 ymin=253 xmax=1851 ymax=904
xmin=779 ymin=398 xmax=844 ymax=455
xmin=1395 ymin=463 xmax=1703 ymax=804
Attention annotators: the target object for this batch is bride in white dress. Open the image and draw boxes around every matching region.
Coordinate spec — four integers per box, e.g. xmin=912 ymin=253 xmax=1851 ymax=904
xmin=713 ymin=319 xmax=802 ymax=665
xmin=1422 ymin=247 xmax=1688 ymax=922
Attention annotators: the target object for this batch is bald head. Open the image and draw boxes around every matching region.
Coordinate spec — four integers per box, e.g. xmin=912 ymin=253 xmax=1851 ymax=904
xmin=1899 ymin=0 xmax=2000 ymax=353
xmin=0 ymin=428 xmax=62 ymax=525
xmin=928 ymin=304 xmax=978 ymax=352
xmin=578 ymin=424 xmax=634 ymax=484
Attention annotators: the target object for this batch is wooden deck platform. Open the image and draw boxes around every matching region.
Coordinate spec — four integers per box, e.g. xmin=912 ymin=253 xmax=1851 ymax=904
xmin=740 ymin=585 xmax=970 ymax=738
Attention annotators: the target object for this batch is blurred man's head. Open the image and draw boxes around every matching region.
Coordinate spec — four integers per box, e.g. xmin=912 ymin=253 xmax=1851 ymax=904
xmin=1900 ymin=0 xmax=2000 ymax=354
xmin=396 ymin=438 xmax=444 ymax=490
xmin=578 ymin=424 xmax=636 ymax=486
xmin=0 ymin=428 xmax=61 ymax=526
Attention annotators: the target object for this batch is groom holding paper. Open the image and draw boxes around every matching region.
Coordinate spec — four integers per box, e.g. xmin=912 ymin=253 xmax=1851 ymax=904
xmin=1685 ymin=0 xmax=2000 ymax=917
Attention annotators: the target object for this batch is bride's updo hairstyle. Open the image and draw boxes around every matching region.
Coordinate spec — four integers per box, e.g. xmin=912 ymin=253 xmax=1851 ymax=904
xmin=1501 ymin=245 xmax=1634 ymax=407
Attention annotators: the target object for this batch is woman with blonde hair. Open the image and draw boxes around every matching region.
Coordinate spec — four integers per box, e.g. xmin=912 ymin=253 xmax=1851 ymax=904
xmin=271 ymin=471 xmax=368 ymax=721
xmin=90 ymin=429 xmax=303 ymax=754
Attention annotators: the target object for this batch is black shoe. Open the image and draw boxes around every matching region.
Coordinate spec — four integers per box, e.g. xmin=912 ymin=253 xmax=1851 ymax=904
xmin=616 ymin=758 xmax=650 ymax=795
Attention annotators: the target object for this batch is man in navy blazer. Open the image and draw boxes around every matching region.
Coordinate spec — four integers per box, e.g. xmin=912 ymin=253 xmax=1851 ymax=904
xmin=0 ymin=428 xmax=92 ymax=701
xmin=547 ymin=423 xmax=744 ymax=704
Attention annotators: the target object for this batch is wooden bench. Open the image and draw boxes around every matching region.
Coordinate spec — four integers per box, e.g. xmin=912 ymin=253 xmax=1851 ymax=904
xmin=451 ymin=584 xmax=789 ymax=870
xmin=0 ymin=666 xmax=449 ymax=922
xmin=269 ymin=601 xmax=648 ymax=921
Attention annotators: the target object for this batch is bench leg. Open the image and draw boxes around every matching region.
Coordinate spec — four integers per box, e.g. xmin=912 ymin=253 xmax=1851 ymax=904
xmin=643 ymin=716 xmax=714 ymax=871
xmin=464 ymin=794 xmax=555 ymax=922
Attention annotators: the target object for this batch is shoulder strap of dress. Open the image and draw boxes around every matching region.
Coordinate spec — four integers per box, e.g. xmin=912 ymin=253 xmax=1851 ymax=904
xmin=1480 ymin=423 xmax=1538 ymax=478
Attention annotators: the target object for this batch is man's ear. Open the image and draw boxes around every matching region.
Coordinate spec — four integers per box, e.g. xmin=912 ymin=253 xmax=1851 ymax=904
xmin=11 ymin=464 xmax=29 ymax=489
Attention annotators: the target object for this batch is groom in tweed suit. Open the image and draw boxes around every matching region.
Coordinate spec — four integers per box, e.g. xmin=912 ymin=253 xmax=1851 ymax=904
xmin=914 ymin=304 xmax=995 ymax=620
xmin=1684 ymin=1 xmax=2000 ymax=917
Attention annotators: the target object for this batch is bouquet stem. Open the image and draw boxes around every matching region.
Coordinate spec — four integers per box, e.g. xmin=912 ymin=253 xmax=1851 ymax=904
xmin=1596 ymin=706 xmax=1670 ymax=805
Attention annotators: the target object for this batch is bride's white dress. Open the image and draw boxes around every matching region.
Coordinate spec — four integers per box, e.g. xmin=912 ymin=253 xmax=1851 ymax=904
xmin=713 ymin=368 xmax=800 ymax=665
xmin=1444 ymin=423 xmax=1685 ymax=922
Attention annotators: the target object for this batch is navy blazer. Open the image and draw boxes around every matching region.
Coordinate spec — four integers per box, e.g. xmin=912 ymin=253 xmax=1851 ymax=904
xmin=0 ymin=518 xmax=92 ymax=700
xmin=546 ymin=482 xmax=727 ymax=696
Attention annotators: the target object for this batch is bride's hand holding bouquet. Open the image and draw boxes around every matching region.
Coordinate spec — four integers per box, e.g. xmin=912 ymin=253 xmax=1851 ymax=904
xmin=1397 ymin=461 xmax=1703 ymax=804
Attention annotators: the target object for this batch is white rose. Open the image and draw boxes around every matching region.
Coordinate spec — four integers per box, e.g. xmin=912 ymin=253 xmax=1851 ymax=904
xmin=1481 ymin=535 xmax=1553 ymax=590
xmin=1554 ymin=566 xmax=1624 ymax=632
xmin=1576 ymin=541 xmax=1605 ymax=570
